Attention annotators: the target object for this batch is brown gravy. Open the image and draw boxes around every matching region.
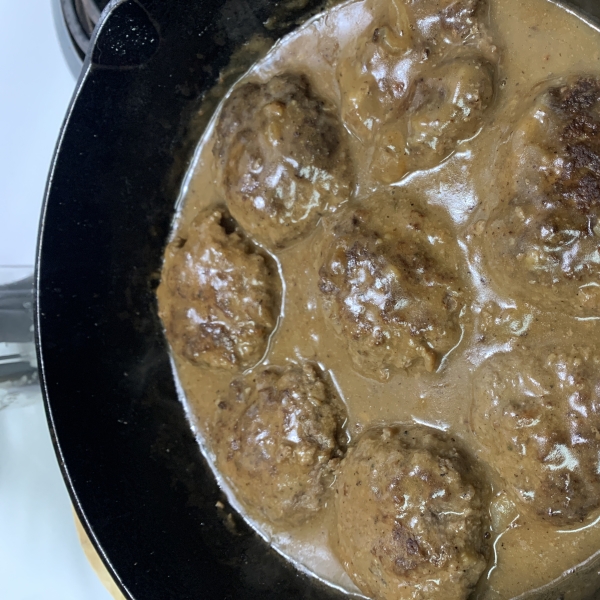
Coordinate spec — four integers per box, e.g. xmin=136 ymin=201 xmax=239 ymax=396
xmin=157 ymin=0 xmax=600 ymax=597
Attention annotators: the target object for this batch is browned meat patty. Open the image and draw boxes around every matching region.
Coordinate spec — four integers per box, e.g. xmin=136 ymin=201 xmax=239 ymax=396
xmin=415 ymin=0 xmax=483 ymax=43
xmin=372 ymin=57 xmax=494 ymax=182
xmin=334 ymin=426 xmax=491 ymax=600
xmin=319 ymin=194 xmax=469 ymax=381
xmin=213 ymin=362 xmax=347 ymax=525
xmin=158 ymin=207 xmax=280 ymax=370
xmin=483 ymin=77 xmax=600 ymax=314
xmin=213 ymin=73 xmax=354 ymax=249
xmin=336 ymin=0 xmax=420 ymax=143
xmin=337 ymin=0 xmax=495 ymax=182
xmin=471 ymin=342 xmax=600 ymax=526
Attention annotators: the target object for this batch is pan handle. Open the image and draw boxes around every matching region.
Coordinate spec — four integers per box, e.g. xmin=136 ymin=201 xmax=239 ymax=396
xmin=89 ymin=0 xmax=160 ymax=69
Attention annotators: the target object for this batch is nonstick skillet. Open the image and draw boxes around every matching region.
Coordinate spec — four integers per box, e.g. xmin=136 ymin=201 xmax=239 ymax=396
xmin=36 ymin=1 xmax=600 ymax=599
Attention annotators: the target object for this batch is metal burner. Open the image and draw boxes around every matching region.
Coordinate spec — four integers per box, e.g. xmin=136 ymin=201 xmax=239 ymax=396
xmin=53 ymin=0 xmax=110 ymax=76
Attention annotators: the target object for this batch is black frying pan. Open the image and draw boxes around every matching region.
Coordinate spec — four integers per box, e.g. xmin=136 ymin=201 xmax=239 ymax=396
xmin=35 ymin=1 xmax=600 ymax=599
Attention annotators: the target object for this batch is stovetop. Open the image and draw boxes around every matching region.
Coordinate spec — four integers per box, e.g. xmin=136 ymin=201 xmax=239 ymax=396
xmin=0 ymin=2 xmax=111 ymax=599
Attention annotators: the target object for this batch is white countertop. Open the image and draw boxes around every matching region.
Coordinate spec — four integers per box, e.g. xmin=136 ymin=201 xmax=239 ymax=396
xmin=0 ymin=0 xmax=112 ymax=598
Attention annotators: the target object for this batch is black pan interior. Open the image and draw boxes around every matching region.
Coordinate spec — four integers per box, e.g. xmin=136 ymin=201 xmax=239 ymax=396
xmin=36 ymin=0 xmax=348 ymax=598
